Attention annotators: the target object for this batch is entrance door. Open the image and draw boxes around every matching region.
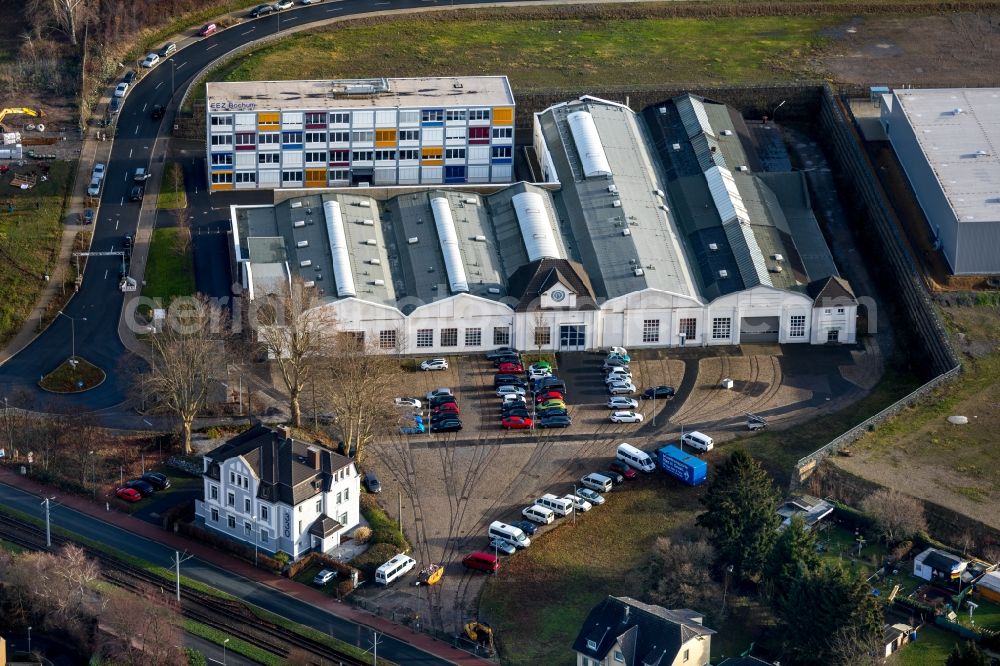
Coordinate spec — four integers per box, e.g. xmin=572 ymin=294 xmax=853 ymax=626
xmin=559 ymin=325 xmax=586 ymax=350
xmin=827 ymin=328 xmax=840 ymax=343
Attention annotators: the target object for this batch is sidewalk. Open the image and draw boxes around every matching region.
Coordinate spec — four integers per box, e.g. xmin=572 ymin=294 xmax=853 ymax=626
xmin=0 ymin=466 xmax=493 ymax=666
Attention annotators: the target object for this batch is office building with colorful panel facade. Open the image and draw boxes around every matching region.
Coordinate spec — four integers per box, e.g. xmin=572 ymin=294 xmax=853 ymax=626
xmin=205 ymin=76 xmax=515 ymax=192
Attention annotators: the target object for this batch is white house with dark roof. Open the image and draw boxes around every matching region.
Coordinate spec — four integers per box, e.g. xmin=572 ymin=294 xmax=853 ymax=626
xmin=913 ymin=547 xmax=968 ymax=583
xmin=194 ymin=424 xmax=360 ymax=559
xmin=572 ymin=596 xmax=715 ymax=666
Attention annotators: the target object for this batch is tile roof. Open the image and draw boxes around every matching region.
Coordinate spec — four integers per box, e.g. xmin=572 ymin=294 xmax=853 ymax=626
xmin=806 ymin=275 xmax=856 ymax=305
xmin=506 ymin=258 xmax=597 ymax=311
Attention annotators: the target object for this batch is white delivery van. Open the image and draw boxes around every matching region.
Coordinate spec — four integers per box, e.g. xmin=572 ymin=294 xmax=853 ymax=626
xmin=581 ymin=472 xmax=613 ymax=493
xmin=522 ymin=504 xmax=555 ymax=525
xmin=488 ymin=520 xmax=531 ymax=548
xmin=375 ymin=554 xmax=416 ymax=585
xmin=616 ymin=443 xmax=656 ymax=472
xmin=681 ymin=431 xmax=714 ymax=452
xmin=535 ymin=493 xmax=574 ymax=517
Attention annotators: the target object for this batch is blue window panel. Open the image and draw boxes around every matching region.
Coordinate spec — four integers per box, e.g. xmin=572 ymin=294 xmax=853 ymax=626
xmin=282 ymin=143 xmax=303 ymax=150
xmin=445 ymin=165 xmax=466 ymax=179
xmin=490 ymin=158 xmax=512 ymax=165
xmin=420 ymin=121 xmax=443 ymax=127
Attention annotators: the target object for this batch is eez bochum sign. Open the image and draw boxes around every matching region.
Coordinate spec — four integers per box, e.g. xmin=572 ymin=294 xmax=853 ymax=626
xmin=209 ymin=101 xmax=258 ymax=111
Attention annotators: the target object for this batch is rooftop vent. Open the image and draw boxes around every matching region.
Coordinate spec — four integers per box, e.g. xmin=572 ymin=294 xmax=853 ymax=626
xmin=709 ymin=243 xmax=719 ymax=251
xmin=408 ymin=237 xmax=419 ymax=244
xmin=356 ymin=201 xmax=371 ymax=208
xmin=672 ymin=143 xmax=682 ymax=151
xmin=463 ymin=198 xmax=477 ymax=205
xmin=772 ymin=253 xmax=784 ymax=261
xmin=653 ymin=189 xmax=664 ymax=198
xmin=290 ymin=202 xmax=303 ymax=209
xmin=612 ymin=200 xmax=622 ymax=208
xmin=474 ymin=235 xmax=487 ymax=242
xmin=952 ymin=107 xmax=964 ymax=115
xmin=293 ymin=220 xmax=305 ymax=228
xmin=769 ymin=265 xmax=783 ymax=273
xmin=453 ymin=82 xmax=464 ymax=89
xmin=608 ymin=184 xmax=619 ymax=193
xmin=736 ymin=165 xmax=749 ymax=172
xmin=487 ymin=287 xmax=501 ymax=294
xmin=296 ymin=240 xmax=309 ymax=248
xmin=975 ymin=149 xmax=990 ymax=157
xmin=372 ymin=279 xmax=385 ymax=286
xmin=721 ymin=129 xmax=734 ymax=136
xmin=659 ymin=107 xmax=667 ymax=115
xmin=622 ymin=228 xmax=631 ymax=236
xmin=361 ymin=219 xmax=375 ymax=226
xmin=368 ymin=258 xmax=381 ymax=265
xmin=364 ymin=239 xmax=377 ymax=246
xmin=633 ymin=267 xmax=645 ymax=277
xmin=303 ymin=280 xmax=315 ymax=287
xmin=718 ymin=269 xmax=729 ymax=278
xmin=658 ymin=204 xmax=669 ymax=212
xmin=300 ymin=260 xmax=312 ymax=267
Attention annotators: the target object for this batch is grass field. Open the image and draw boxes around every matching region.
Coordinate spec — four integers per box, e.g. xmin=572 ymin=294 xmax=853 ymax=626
xmin=0 ymin=161 xmax=74 ymax=345
xmin=187 ymin=12 xmax=841 ymax=110
xmin=143 ymin=227 xmax=196 ymax=304
xmin=157 ymin=162 xmax=188 ymax=211
xmin=890 ymin=624 xmax=957 ymax=665
xmin=480 ymin=474 xmax=699 ymax=666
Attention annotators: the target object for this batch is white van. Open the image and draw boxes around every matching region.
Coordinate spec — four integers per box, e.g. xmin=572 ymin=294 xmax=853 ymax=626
xmin=535 ymin=493 xmax=574 ymax=517
xmin=522 ymin=504 xmax=555 ymax=525
xmin=616 ymin=443 xmax=656 ymax=473
xmin=581 ymin=472 xmax=613 ymax=493
xmin=374 ymin=554 xmax=416 ymax=585
xmin=488 ymin=520 xmax=530 ymax=548
xmin=681 ymin=431 xmax=714 ymax=452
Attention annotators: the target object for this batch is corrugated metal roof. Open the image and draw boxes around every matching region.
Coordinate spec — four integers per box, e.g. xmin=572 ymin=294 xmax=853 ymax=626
xmin=512 ymin=191 xmax=564 ymax=261
xmin=429 ymin=196 xmax=470 ymax=293
xmin=676 ymin=94 xmax=715 ymax=140
xmin=567 ymin=110 xmax=613 ymax=178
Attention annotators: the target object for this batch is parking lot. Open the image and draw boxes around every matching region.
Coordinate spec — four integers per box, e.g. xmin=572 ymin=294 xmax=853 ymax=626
xmin=356 ymin=341 xmax=882 ymax=634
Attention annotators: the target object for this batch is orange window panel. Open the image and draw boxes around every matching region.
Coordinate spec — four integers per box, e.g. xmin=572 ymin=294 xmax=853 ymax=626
xmin=304 ymin=169 xmax=326 ymax=186
xmin=492 ymin=107 xmax=513 ymax=125
xmin=211 ymin=182 xmax=234 ymax=191
xmin=257 ymin=112 xmax=279 ymax=123
xmin=421 ymin=159 xmax=443 ymax=167
xmin=375 ymin=129 xmax=397 ymax=146
xmin=421 ymin=147 xmax=443 ymax=159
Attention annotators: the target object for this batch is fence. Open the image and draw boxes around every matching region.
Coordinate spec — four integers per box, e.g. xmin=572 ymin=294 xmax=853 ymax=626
xmin=792 ymin=84 xmax=964 ymax=484
xmin=348 ymin=596 xmax=499 ymax=663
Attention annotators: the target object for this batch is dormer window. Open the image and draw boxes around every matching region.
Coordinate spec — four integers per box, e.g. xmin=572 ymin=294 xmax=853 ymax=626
xmin=587 ymin=639 xmax=597 ymax=651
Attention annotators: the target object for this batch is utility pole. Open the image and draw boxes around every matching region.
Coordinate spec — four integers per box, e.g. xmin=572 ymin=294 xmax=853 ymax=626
xmin=398 ymin=491 xmax=402 ymax=535
xmin=41 ymin=497 xmax=54 ymax=547
xmin=364 ymin=630 xmax=383 ymax=666
xmin=174 ymin=551 xmax=194 ymax=602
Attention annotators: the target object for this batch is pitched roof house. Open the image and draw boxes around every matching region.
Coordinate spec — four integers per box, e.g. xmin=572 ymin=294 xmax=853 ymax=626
xmin=572 ymin=596 xmax=715 ymax=666
xmin=913 ymin=548 xmax=968 ymax=582
xmin=194 ymin=424 xmax=360 ymax=559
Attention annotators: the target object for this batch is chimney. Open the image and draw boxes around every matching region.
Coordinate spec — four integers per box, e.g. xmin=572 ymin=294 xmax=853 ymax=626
xmin=622 ymin=605 xmax=630 ymax=625
xmin=307 ymin=446 xmax=321 ymax=470
xmin=275 ymin=425 xmax=291 ymax=442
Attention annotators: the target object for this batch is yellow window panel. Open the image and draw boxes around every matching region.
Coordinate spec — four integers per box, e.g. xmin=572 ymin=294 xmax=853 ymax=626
xmin=492 ymin=107 xmax=513 ymax=125
xmin=421 ymin=147 xmax=443 ymax=158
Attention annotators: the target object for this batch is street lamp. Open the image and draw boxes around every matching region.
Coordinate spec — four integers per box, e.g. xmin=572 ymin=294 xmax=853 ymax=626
xmin=772 ymin=99 xmax=787 ymax=123
xmin=27 ymin=626 xmax=32 ymax=654
xmin=223 ymin=638 xmax=230 ymax=665
xmin=57 ymin=311 xmax=87 ymax=360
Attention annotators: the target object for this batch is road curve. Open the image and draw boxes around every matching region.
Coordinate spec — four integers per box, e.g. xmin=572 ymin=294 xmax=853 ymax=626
xmin=0 ymin=0 xmax=523 ymax=411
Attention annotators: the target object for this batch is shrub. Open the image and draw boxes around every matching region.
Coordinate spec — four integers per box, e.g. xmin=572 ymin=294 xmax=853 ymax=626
xmin=336 ymin=579 xmax=355 ymax=598
xmin=831 ymin=500 xmax=879 ymax=536
xmin=360 ymin=494 xmax=409 ymax=550
xmin=894 ymin=596 xmax=936 ymax=618
xmin=889 ymin=540 xmax=913 ymax=563
xmin=351 ymin=543 xmax=399 ymax=580
xmin=162 ymin=500 xmax=195 ymax=530
xmin=274 ymin=551 xmax=290 ymax=569
xmin=353 ymin=526 xmax=372 ymax=544
xmin=257 ymin=552 xmax=282 ymax=574
xmin=186 ymin=648 xmax=207 ymax=666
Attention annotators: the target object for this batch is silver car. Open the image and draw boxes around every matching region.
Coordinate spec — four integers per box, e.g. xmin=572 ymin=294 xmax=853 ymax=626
xmin=607 ymin=381 xmax=637 ymax=395
xmin=575 ymin=488 xmax=605 ymax=505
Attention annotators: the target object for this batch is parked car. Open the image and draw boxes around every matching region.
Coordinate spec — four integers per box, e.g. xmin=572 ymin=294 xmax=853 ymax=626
xmin=249 ymin=4 xmax=274 ymax=17
xmin=605 ymin=372 xmax=633 ymax=385
xmin=301 ymin=0 xmax=323 ymax=4
xmin=493 ymin=374 xmax=525 ymax=389
xmin=134 ymin=167 xmax=151 ymax=182
xmin=431 ymin=410 xmax=460 ymax=424
xmin=141 ymin=53 xmax=160 ymax=68
xmin=608 ymin=460 xmax=639 ymax=479
xmin=430 ymin=418 xmax=462 ymax=433
xmin=83 ymin=208 xmax=94 ymax=225
xmin=108 ymin=97 xmax=121 ymax=115
xmin=511 ymin=519 xmax=538 ymax=536
xmin=115 ymin=487 xmax=142 ymax=503
xmin=528 ymin=361 xmax=552 ymax=371
xmin=122 ymin=70 xmax=137 ymax=85
xmin=198 ymin=23 xmax=218 ymax=36
xmin=575 ymin=488 xmax=605 ymax=505
xmin=607 ymin=347 xmax=631 ymax=362
xmin=603 ymin=469 xmax=626 ymax=485
xmin=394 ymin=397 xmax=422 ymax=409
xmin=534 ymin=390 xmax=564 ymax=403
xmin=364 ymin=472 xmax=381 ymax=493
xmin=123 ymin=234 xmax=134 ymax=250
xmin=129 ymin=185 xmax=144 ymax=201
xmin=642 ymin=385 xmax=676 ymax=400
xmin=313 ymin=569 xmax=336 ymax=585
xmin=425 ymin=387 xmax=453 ymax=401
xmin=159 ymin=42 xmax=177 ymax=57
xmin=538 ymin=415 xmax=572 ymax=428
xmin=603 ymin=358 xmax=630 ymax=371
xmin=273 ymin=0 xmax=294 ymax=8
xmin=607 ymin=381 xmax=637 ymax=395
xmin=563 ymin=494 xmax=592 ymax=512
xmin=93 ymin=162 xmax=106 ymax=180
xmin=501 ymin=416 xmax=532 ymax=430
xmin=114 ymin=82 xmax=129 ymax=98
xmin=141 ymin=472 xmax=171 ymax=490
xmin=527 ymin=367 xmax=552 ymax=381
xmin=496 ymin=385 xmax=526 ymax=398
xmin=536 ymin=399 xmax=566 ymax=411
xmin=535 ymin=407 xmax=567 ymax=418
xmin=431 ymin=403 xmax=459 ymax=415
xmin=607 ymin=396 xmax=639 ymax=410
xmin=420 ymin=358 xmax=448 ymax=371
xmin=610 ymin=411 xmax=644 ymax=424
xmin=501 ymin=406 xmax=530 ymax=419
xmin=491 ymin=354 xmax=521 ymax=368
xmin=498 ymin=362 xmax=523 ymax=374
xmin=489 ymin=538 xmax=517 ymax=556
xmin=125 ymin=479 xmax=155 ymax=496
xmin=400 ymin=423 xmax=426 ymax=435
xmin=486 ymin=347 xmax=519 ymax=361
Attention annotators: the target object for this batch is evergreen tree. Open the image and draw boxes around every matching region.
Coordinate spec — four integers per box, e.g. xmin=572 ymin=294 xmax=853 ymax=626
xmin=696 ymin=449 xmax=781 ymax=581
xmin=946 ymin=641 xmax=988 ymax=666
xmin=778 ymin=564 xmax=884 ymax=666
xmin=765 ymin=514 xmax=820 ymax=604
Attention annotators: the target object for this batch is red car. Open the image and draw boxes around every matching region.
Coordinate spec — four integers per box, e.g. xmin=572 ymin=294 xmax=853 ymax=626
xmin=498 ymin=362 xmax=524 ymax=375
xmin=501 ymin=415 xmax=533 ymax=430
xmin=432 ymin=402 xmax=460 ymax=415
xmin=198 ymin=23 xmax=218 ymax=36
xmin=608 ymin=460 xmax=638 ymax=479
xmin=535 ymin=391 xmax=564 ymax=403
xmin=116 ymin=487 xmax=142 ymax=503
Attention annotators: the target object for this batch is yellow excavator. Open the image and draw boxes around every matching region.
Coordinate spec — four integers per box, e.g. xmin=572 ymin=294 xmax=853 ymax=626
xmin=0 ymin=108 xmax=43 ymax=132
xmin=463 ymin=621 xmax=495 ymax=655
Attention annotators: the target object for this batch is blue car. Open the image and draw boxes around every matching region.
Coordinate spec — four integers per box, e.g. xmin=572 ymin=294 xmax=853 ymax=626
xmin=400 ymin=423 xmax=426 ymax=434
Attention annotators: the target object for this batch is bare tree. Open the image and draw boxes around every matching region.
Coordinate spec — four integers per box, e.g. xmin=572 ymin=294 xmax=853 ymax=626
xmin=27 ymin=0 xmax=95 ymax=45
xmin=143 ymin=296 xmax=228 ymax=454
xmin=173 ymin=207 xmax=192 ymax=259
xmin=99 ymin=586 xmax=185 ymax=666
xmin=830 ymin=622 xmax=884 ymax=666
xmin=647 ymin=536 xmax=723 ymax=622
xmin=253 ymin=277 xmax=335 ymax=427
xmin=318 ymin=336 xmax=400 ymax=463
xmin=860 ymin=489 xmax=928 ymax=544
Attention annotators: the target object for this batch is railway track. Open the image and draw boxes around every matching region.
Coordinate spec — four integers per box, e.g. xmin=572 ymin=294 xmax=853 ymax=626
xmin=0 ymin=512 xmax=369 ymax=666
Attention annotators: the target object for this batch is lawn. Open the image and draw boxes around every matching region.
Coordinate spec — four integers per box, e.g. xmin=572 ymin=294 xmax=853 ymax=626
xmin=480 ymin=474 xmax=700 ymax=666
xmin=157 ymin=161 xmax=188 ymax=211
xmin=0 ymin=160 xmax=74 ymax=345
xmin=890 ymin=624 xmax=958 ymax=666
xmin=143 ymin=227 xmax=195 ymax=304
xmin=187 ymin=11 xmax=841 ymax=110
xmin=38 ymin=356 xmax=106 ymax=393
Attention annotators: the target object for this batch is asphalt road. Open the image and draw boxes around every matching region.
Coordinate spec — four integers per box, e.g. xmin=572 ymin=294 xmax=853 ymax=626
xmin=0 ymin=481 xmax=448 ymax=666
xmin=0 ymin=0 xmax=515 ymax=412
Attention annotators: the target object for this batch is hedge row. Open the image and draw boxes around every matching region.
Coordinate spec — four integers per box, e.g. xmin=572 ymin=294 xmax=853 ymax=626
xmin=360 ymin=493 xmax=409 ymax=551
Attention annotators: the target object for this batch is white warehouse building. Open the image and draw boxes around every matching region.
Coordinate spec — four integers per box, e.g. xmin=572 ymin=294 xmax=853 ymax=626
xmin=229 ymin=93 xmax=857 ymax=353
xmin=879 ymin=88 xmax=1000 ymax=275
xmin=206 ymin=76 xmax=515 ymax=193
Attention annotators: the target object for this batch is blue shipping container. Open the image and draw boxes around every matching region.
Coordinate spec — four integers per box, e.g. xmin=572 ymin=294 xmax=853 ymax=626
xmin=657 ymin=444 xmax=707 ymax=486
